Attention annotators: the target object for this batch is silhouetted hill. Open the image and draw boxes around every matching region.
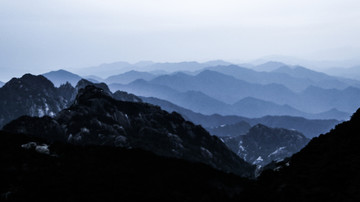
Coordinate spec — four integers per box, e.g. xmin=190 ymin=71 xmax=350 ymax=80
xmin=222 ymin=124 xmax=309 ymax=166
xmin=2 ymin=107 xmax=359 ymax=201
xmin=257 ymin=108 xmax=360 ymax=201
xmin=0 ymin=130 xmax=254 ymax=202
xmin=0 ymin=81 xmax=4 ymax=87
xmin=4 ymin=85 xmax=254 ymax=177
xmin=42 ymin=69 xmax=82 ymax=87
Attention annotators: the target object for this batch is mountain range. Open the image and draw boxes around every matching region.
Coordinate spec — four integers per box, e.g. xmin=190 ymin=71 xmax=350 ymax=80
xmin=110 ymin=69 xmax=356 ymax=119
xmin=2 ymin=92 xmax=360 ymax=201
xmin=142 ymin=96 xmax=339 ymax=138
xmin=41 ymin=64 xmax=360 ymax=121
xmin=3 ymin=84 xmax=255 ymax=177
xmin=1 ymin=73 xmax=339 ymax=139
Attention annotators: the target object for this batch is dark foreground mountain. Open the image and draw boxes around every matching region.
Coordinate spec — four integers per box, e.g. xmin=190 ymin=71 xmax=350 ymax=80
xmin=3 ymin=85 xmax=254 ymax=177
xmin=0 ymin=74 xmax=74 ymax=128
xmin=2 ymin=106 xmax=360 ymax=201
xmin=255 ymin=108 xmax=360 ymax=201
xmin=0 ymin=74 xmax=143 ymax=129
xmin=222 ymin=124 xmax=309 ymax=166
xmin=0 ymin=130 xmax=253 ymax=202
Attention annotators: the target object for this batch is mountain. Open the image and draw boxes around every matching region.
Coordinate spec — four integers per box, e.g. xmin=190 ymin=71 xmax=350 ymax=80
xmin=3 ymin=85 xmax=255 ymax=177
xmin=205 ymin=65 xmax=309 ymax=92
xmin=143 ymin=68 xmax=360 ymax=118
xmin=42 ymin=69 xmax=82 ymax=87
xmin=233 ymin=97 xmax=350 ymax=120
xmin=150 ymin=70 xmax=297 ymax=105
xmin=298 ymin=85 xmax=360 ymax=114
xmin=109 ymin=79 xmax=232 ymax=115
xmin=273 ymin=65 xmax=360 ymax=89
xmin=77 ymin=61 xmax=234 ymax=79
xmin=325 ymin=65 xmax=360 ymax=80
xmin=0 ymin=130 xmax=254 ymax=202
xmin=75 ymin=61 xmax=134 ymax=78
xmin=84 ymin=75 xmax=104 ymax=82
xmin=141 ymin=97 xmax=339 ymax=138
xmin=0 ymin=81 xmax=4 ymax=87
xmin=232 ymin=97 xmax=307 ymax=118
xmin=205 ymin=65 xmax=344 ymax=92
xmin=0 ymin=74 xmax=74 ymax=128
xmin=222 ymin=124 xmax=309 ymax=166
xmin=105 ymin=70 xmax=157 ymax=84
xmin=257 ymin=108 xmax=360 ymax=201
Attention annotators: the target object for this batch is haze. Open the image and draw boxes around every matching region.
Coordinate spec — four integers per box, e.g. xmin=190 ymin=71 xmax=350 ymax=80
xmin=1 ymin=0 xmax=360 ymax=81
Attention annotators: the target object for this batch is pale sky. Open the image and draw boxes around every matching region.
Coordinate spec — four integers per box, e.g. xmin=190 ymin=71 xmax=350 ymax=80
xmin=1 ymin=0 xmax=360 ymax=81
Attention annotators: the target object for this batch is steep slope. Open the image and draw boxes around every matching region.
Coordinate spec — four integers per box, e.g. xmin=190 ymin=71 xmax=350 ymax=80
xmin=258 ymin=108 xmax=360 ymax=201
xmin=4 ymin=85 xmax=255 ymax=177
xmin=42 ymin=69 xmax=82 ymax=87
xmin=222 ymin=124 xmax=309 ymax=166
xmin=0 ymin=74 xmax=74 ymax=128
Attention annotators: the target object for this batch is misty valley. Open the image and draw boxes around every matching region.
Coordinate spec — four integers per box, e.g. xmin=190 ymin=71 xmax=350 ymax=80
xmin=1 ymin=61 xmax=360 ymax=201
